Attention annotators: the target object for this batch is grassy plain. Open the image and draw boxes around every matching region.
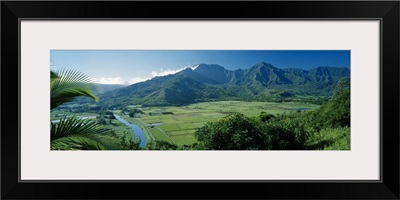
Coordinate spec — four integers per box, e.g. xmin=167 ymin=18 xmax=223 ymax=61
xmin=51 ymin=101 xmax=320 ymax=148
xmin=128 ymin=101 xmax=320 ymax=146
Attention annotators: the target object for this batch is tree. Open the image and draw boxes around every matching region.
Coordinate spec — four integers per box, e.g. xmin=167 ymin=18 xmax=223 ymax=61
xmin=258 ymin=111 xmax=275 ymax=122
xmin=333 ymin=77 xmax=350 ymax=96
xmin=195 ymin=113 xmax=308 ymax=150
xmin=194 ymin=113 xmax=270 ymax=150
xmin=307 ymin=78 xmax=351 ymax=130
xmin=50 ymin=69 xmax=111 ymax=150
xmin=128 ymin=108 xmax=145 ymax=117
xmin=145 ymin=140 xmax=177 ymax=150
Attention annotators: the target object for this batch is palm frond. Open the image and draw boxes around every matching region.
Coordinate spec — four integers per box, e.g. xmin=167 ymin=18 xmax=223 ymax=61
xmin=50 ymin=71 xmax=59 ymax=83
xmin=51 ymin=87 xmax=98 ymax=110
xmin=51 ymin=116 xmax=111 ymax=142
xmin=51 ymin=135 xmax=107 ymax=150
xmin=51 ymin=69 xmax=98 ymax=110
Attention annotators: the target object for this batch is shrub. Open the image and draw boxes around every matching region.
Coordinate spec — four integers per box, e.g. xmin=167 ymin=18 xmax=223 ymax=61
xmin=195 ymin=113 xmax=307 ymax=150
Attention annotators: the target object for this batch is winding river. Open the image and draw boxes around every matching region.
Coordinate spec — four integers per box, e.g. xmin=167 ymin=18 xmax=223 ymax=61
xmin=114 ymin=114 xmax=147 ymax=147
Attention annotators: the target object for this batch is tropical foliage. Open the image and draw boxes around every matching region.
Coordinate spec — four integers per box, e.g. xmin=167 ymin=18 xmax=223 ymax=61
xmin=194 ymin=112 xmax=307 ymax=150
xmin=194 ymin=78 xmax=350 ymax=150
xmin=51 ymin=69 xmax=98 ymax=110
xmin=50 ymin=69 xmax=111 ymax=150
xmin=50 ymin=65 xmax=351 ymax=150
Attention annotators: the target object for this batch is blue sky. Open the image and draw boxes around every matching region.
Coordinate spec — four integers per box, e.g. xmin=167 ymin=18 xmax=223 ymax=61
xmin=51 ymin=50 xmax=350 ymax=85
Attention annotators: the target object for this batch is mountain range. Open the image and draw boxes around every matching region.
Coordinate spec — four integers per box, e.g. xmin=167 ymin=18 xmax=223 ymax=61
xmin=97 ymin=62 xmax=350 ymax=107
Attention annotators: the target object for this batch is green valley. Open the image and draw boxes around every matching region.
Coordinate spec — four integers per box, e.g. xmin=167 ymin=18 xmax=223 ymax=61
xmin=124 ymin=101 xmax=320 ymax=146
xmin=50 ymin=58 xmax=350 ymax=151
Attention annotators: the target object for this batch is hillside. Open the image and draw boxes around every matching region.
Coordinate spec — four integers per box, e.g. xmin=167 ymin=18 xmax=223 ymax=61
xmin=98 ymin=62 xmax=350 ymax=107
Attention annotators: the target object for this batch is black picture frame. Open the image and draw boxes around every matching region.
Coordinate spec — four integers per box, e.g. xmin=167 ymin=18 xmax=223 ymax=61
xmin=1 ymin=1 xmax=399 ymax=199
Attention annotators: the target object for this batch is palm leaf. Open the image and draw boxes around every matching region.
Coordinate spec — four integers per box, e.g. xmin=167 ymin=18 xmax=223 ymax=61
xmin=51 ymin=88 xmax=98 ymax=110
xmin=51 ymin=116 xmax=111 ymax=141
xmin=51 ymin=116 xmax=112 ymax=150
xmin=51 ymin=135 xmax=107 ymax=150
xmin=50 ymin=70 xmax=59 ymax=83
xmin=51 ymin=69 xmax=98 ymax=110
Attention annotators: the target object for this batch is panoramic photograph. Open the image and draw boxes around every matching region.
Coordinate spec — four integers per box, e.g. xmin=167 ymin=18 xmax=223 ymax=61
xmin=50 ymin=50 xmax=350 ymax=150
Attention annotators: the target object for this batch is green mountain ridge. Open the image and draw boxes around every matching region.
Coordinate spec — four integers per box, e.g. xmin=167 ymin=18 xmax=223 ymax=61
xmin=97 ymin=62 xmax=350 ymax=107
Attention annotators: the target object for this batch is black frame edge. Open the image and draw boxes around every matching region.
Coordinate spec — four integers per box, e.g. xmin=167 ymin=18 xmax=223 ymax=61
xmin=1 ymin=1 xmax=399 ymax=200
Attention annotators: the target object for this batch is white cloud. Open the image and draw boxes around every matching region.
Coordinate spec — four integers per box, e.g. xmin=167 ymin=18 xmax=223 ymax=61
xmin=93 ymin=77 xmax=129 ymax=85
xmin=190 ymin=64 xmax=200 ymax=70
xmin=93 ymin=64 xmax=199 ymax=85
xmin=128 ymin=77 xmax=150 ymax=84
xmin=151 ymin=64 xmax=199 ymax=77
xmin=151 ymin=69 xmax=181 ymax=77
xmin=93 ymin=77 xmax=149 ymax=85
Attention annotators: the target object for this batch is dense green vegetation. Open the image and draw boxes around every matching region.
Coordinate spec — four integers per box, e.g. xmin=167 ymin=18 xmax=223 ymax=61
xmin=51 ymin=63 xmax=350 ymax=151
xmin=50 ymin=69 xmax=139 ymax=150
xmin=52 ymin=88 xmax=349 ymax=150
xmin=50 ymin=69 xmax=109 ymax=150
xmin=193 ymin=77 xmax=350 ymax=150
xmin=131 ymin=101 xmax=319 ymax=146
